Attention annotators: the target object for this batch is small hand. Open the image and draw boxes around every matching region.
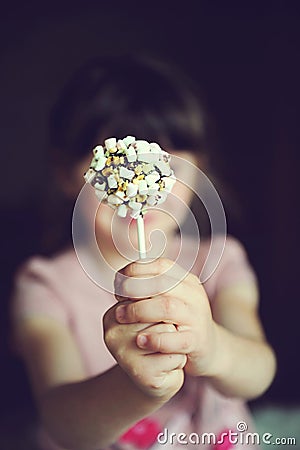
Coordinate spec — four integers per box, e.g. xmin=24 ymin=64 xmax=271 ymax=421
xmin=114 ymin=258 xmax=218 ymax=377
xmin=103 ymin=304 xmax=186 ymax=400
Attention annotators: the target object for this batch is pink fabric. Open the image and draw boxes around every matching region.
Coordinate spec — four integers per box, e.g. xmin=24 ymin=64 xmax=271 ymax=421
xmin=11 ymin=235 xmax=259 ymax=449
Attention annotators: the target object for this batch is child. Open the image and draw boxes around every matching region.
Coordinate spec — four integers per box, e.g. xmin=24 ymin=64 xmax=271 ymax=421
xmin=11 ymin=56 xmax=276 ymax=450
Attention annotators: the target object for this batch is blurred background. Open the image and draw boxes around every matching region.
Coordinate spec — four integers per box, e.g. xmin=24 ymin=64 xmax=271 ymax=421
xmin=1 ymin=1 xmax=299 ymax=448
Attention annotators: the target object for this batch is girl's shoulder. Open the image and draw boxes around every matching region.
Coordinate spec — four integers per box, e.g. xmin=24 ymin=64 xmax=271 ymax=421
xmin=15 ymin=247 xmax=79 ymax=282
xmin=176 ymin=234 xmax=257 ymax=301
xmin=11 ymin=248 xmax=100 ymax=325
xmin=13 ymin=248 xmax=95 ymax=304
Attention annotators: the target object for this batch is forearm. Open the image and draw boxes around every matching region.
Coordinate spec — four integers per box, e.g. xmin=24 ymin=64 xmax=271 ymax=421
xmin=206 ymin=322 xmax=277 ymax=400
xmin=39 ymin=364 xmax=166 ymax=450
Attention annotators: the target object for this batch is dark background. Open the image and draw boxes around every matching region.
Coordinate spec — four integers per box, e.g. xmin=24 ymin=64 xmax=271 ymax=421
xmin=1 ymin=0 xmax=299 ymax=442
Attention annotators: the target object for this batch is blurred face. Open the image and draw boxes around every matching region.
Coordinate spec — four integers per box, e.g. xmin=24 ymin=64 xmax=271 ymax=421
xmin=68 ymin=150 xmax=199 ymax=260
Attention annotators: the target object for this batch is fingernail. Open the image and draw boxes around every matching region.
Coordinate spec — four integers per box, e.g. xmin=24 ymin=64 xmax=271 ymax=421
xmin=116 ymin=305 xmax=126 ymax=322
xmin=137 ymin=334 xmax=148 ymax=348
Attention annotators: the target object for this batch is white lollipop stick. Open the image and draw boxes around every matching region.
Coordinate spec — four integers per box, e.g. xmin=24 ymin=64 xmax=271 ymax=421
xmin=137 ymin=214 xmax=146 ymax=259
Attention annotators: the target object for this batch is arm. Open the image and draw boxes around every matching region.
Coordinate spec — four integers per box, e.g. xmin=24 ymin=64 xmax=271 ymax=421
xmin=14 ymin=316 xmax=181 ymax=450
xmin=114 ymin=258 xmax=277 ymax=401
xmin=204 ymin=281 xmax=277 ymax=399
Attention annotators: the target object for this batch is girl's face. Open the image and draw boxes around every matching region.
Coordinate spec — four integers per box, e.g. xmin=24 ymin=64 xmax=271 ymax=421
xmin=70 ymin=150 xmax=199 ymax=259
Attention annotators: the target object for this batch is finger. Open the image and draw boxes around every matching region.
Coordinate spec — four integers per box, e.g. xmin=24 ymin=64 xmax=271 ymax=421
xmin=143 ymin=322 xmax=177 ymax=334
xmin=115 ymin=259 xmax=191 ymax=297
xmin=124 ymin=353 xmax=186 ymax=396
xmin=144 ymin=353 xmax=187 ymax=373
xmin=115 ymin=258 xmax=203 ymax=302
xmin=115 ymin=295 xmax=191 ymax=325
xmin=122 ymin=275 xmax=178 ymax=299
xmin=120 ymin=258 xmax=174 ymax=277
xmin=137 ymin=330 xmax=195 ymax=354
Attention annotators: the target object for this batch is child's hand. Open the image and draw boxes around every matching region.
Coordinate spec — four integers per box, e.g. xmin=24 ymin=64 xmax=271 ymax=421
xmin=103 ymin=305 xmax=187 ymax=401
xmin=114 ymin=258 xmax=218 ymax=377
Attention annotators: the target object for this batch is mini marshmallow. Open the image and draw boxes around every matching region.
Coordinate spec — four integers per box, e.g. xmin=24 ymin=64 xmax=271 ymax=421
xmin=84 ymin=169 xmax=96 ymax=183
xmin=137 ymin=179 xmax=148 ymax=195
xmin=119 ymin=166 xmax=135 ymax=180
xmin=128 ymin=201 xmax=142 ymax=211
xmin=146 ymin=195 xmax=158 ymax=206
xmin=94 ymin=156 xmax=106 ymax=171
xmin=125 ymin=145 xmax=137 ymax=162
xmin=137 ymin=151 xmax=160 ymax=164
xmin=107 ymin=174 xmax=118 ymax=189
xmin=114 ymin=190 xmax=125 ymax=200
xmin=156 ymin=191 xmax=168 ymax=204
xmin=142 ymin=163 xmax=154 ymax=174
xmin=145 ymin=171 xmax=160 ymax=185
xmin=136 ymin=140 xmax=151 ymax=152
xmin=155 ymin=160 xmax=172 ymax=176
xmin=93 ymin=145 xmax=104 ymax=157
xmin=162 ymin=175 xmax=176 ymax=192
xmin=150 ymin=142 xmax=162 ymax=152
xmin=105 ymin=137 xmax=117 ymax=150
xmin=117 ymin=204 xmax=128 ymax=217
xmin=117 ymin=139 xmax=127 ymax=151
xmin=126 ymin=183 xmax=138 ymax=198
xmin=147 ymin=184 xmax=160 ymax=195
xmin=107 ymin=194 xmax=123 ymax=205
xmin=123 ymin=135 xmax=136 ymax=147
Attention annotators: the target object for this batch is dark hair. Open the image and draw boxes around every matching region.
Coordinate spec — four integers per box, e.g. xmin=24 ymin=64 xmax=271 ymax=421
xmin=49 ymin=55 xmax=210 ymax=168
xmin=44 ymin=55 xmax=217 ymax=253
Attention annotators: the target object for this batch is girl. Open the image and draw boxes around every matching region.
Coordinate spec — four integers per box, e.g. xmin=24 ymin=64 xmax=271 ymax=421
xmin=11 ymin=56 xmax=276 ymax=450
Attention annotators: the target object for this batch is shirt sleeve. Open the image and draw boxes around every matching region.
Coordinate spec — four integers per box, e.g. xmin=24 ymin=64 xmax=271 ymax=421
xmin=203 ymin=236 xmax=258 ymax=301
xmin=11 ymin=257 xmax=69 ymax=325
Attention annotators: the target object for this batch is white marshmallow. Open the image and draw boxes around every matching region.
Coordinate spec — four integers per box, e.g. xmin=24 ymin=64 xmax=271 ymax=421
xmin=162 ymin=175 xmax=176 ymax=192
xmin=125 ymin=146 xmax=137 ymax=162
xmin=117 ymin=139 xmax=127 ymax=151
xmin=155 ymin=160 xmax=171 ymax=176
xmin=94 ymin=181 xmax=106 ymax=190
xmin=129 ymin=201 xmax=142 ymax=210
xmin=84 ymin=169 xmax=96 ymax=183
xmin=136 ymin=140 xmax=151 ymax=153
xmin=94 ymin=156 xmax=106 ymax=171
xmin=107 ymin=174 xmax=118 ymax=189
xmin=145 ymin=171 xmax=160 ymax=185
xmin=147 ymin=195 xmax=158 ymax=206
xmin=123 ymin=135 xmax=136 ymax=147
xmin=137 ymin=151 xmax=160 ymax=163
xmin=137 ymin=180 xmax=148 ymax=195
xmin=156 ymin=191 xmax=168 ymax=204
xmin=126 ymin=183 xmax=138 ymax=198
xmin=147 ymin=184 xmax=160 ymax=195
xmin=142 ymin=163 xmax=154 ymax=174
xmin=117 ymin=204 xmax=128 ymax=217
xmin=107 ymin=194 xmax=123 ymax=205
xmin=115 ymin=190 xmax=125 ymax=200
xmin=104 ymin=137 xmax=117 ymax=150
xmin=119 ymin=166 xmax=135 ymax=180
xmin=150 ymin=142 xmax=162 ymax=152
xmin=93 ymin=145 xmax=104 ymax=157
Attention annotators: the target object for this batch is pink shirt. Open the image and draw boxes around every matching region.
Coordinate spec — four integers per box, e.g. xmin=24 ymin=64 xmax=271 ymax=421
xmin=11 ymin=235 xmax=258 ymax=450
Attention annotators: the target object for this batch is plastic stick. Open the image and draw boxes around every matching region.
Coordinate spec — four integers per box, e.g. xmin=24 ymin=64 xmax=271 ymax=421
xmin=137 ymin=215 xmax=146 ymax=259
